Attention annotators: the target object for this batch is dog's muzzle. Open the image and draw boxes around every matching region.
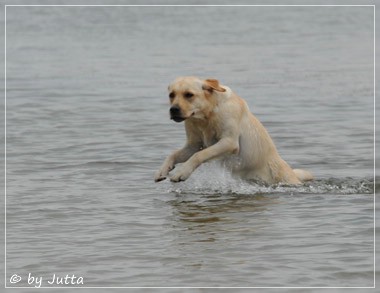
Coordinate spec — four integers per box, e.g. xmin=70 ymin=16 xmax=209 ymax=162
xmin=170 ymin=105 xmax=185 ymax=122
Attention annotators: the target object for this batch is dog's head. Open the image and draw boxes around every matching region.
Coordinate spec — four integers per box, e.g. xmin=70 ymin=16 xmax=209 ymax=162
xmin=167 ymin=76 xmax=226 ymax=122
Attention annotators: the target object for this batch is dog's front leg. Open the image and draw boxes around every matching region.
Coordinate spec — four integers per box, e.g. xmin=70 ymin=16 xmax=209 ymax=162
xmin=154 ymin=145 xmax=199 ymax=182
xmin=170 ymin=137 xmax=239 ymax=182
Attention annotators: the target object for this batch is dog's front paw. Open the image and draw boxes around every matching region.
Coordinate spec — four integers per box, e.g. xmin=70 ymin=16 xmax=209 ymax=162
xmin=154 ymin=172 xmax=167 ymax=182
xmin=170 ymin=166 xmax=192 ymax=182
xmin=170 ymin=174 xmax=186 ymax=182
xmin=154 ymin=164 xmax=175 ymax=182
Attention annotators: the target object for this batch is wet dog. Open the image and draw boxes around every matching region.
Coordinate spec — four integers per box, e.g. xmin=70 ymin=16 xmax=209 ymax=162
xmin=154 ymin=76 xmax=313 ymax=184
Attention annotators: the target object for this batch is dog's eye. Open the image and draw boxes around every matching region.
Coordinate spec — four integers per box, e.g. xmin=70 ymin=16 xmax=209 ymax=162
xmin=184 ymin=92 xmax=194 ymax=99
xmin=169 ymin=92 xmax=175 ymax=99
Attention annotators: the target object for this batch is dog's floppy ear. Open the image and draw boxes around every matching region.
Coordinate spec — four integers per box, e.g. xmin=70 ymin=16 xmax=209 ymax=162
xmin=202 ymin=79 xmax=226 ymax=92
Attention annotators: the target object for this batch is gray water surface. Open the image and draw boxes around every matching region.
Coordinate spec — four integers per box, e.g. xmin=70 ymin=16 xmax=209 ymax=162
xmin=5 ymin=5 xmax=374 ymax=288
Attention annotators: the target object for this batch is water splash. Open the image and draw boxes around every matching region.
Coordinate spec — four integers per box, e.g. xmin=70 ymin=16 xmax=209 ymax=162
xmin=160 ymin=162 xmax=374 ymax=195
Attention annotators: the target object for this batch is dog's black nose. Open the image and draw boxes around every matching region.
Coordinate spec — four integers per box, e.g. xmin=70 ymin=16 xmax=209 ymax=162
xmin=170 ymin=105 xmax=181 ymax=115
xmin=170 ymin=105 xmax=185 ymax=122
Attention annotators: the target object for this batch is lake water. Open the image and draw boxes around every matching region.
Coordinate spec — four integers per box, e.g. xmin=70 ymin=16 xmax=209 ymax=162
xmin=4 ymin=3 xmax=376 ymax=290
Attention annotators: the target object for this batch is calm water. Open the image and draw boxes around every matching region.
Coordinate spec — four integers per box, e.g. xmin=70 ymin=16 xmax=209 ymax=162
xmin=4 ymin=4 xmax=376 ymax=289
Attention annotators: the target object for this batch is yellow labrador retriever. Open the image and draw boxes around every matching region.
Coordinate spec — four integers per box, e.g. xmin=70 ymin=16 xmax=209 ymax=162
xmin=154 ymin=76 xmax=313 ymax=184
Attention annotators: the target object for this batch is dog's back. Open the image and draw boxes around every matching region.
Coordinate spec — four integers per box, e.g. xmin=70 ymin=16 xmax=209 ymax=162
xmin=202 ymin=86 xmax=313 ymax=184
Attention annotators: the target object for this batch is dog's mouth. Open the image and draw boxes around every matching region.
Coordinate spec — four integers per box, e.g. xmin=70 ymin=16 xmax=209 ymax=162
xmin=171 ymin=116 xmax=186 ymax=122
xmin=170 ymin=112 xmax=195 ymax=123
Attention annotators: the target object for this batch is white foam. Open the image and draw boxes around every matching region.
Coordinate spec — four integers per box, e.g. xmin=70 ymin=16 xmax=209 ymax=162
xmin=158 ymin=162 xmax=373 ymax=195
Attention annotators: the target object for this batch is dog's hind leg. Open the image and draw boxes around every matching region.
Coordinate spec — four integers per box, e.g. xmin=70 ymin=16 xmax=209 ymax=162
xmin=293 ymin=169 xmax=314 ymax=182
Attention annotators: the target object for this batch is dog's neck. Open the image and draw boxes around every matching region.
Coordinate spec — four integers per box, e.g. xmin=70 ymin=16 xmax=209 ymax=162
xmin=220 ymin=85 xmax=232 ymax=98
